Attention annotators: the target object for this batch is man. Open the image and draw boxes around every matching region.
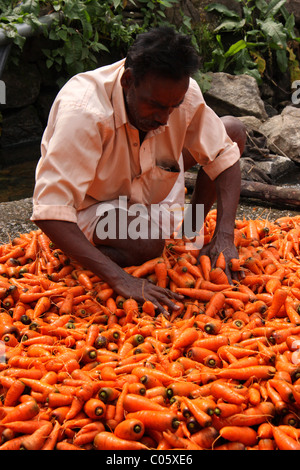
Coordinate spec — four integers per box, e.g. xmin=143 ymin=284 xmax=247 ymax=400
xmin=32 ymin=26 xmax=246 ymax=314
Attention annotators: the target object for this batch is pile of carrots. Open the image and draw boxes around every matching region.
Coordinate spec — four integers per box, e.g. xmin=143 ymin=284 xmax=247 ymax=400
xmin=0 ymin=209 xmax=299 ymax=450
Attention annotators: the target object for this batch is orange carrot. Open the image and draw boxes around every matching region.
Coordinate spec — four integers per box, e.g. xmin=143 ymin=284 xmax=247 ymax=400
xmin=272 ymin=426 xmax=300 ymax=450
xmin=83 ymin=398 xmax=106 ymax=420
xmin=125 ymin=410 xmax=180 ymax=432
xmin=4 ymin=379 xmax=25 ymax=406
xmin=198 ymin=255 xmax=211 ymax=281
xmin=175 ymin=288 xmax=214 ymax=301
xmin=172 ymin=327 xmax=199 ymax=350
xmin=93 ymin=431 xmax=148 ymax=450
xmin=122 ymin=298 xmax=139 ymax=323
xmin=132 ymin=257 xmax=162 ymax=278
xmin=180 ymin=396 xmax=212 ymax=428
xmin=142 ymin=300 xmax=156 ymax=317
xmin=1 ymin=397 xmax=40 ymax=424
xmin=217 ymin=365 xmax=276 ymax=381
xmin=155 ymin=261 xmax=168 ymax=288
xmin=167 ymin=268 xmax=195 ymax=288
xmin=209 ymin=267 xmax=229 ymax=285
xmin=55 ymin=441 xmax=83 ymax=450
xmin=2 ymin=419 xmax=50 ymax=434
xmin=210 ymin=381 xmax=247 ymax=405
xmin=190 ymin=426 xmax=219 ymax=449
xmin=59 ymin=292 xmax=74 ymax=316
xmin=19 ymin=422 xmax=53 ymax=450
xmin=41 ymin=420 xmax=61 ymax=450
xmin=219 ymin=425 xmax=257 ymax=447
xmin=123 ymin=394 xmax=165 ymax=413
xmin=267 ymin=288 xmax=288 ymax=320
xmin=205 ymin=292 xmax=226 ymax=317
xmin=114 ymin=418 xmax=145 ymax=441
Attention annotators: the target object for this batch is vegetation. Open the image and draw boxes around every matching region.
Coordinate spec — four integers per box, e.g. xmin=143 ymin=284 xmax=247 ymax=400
xmin=0 ymin=0 xmax=193 ymax=79
xmin=0 ymin=0 xmax=299 ymax=89
xmin=203 ymin=0 xmax=300 ymax=85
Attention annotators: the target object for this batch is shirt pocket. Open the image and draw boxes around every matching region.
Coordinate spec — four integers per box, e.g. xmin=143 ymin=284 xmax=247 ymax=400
xmin=130 ymin=160 xmax=181 ymax=205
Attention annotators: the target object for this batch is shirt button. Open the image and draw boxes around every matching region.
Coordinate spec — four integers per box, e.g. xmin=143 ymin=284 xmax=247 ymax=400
xmin=133 ymin=142 xmax=138 ymax=147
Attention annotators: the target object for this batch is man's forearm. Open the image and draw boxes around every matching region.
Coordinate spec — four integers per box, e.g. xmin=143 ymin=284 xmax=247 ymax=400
xmin=34 ymin=219 xmax=183 ymax=312
xmin=34 ymin=219 xmax=127 ymax=289
xmin=213 ymin=160 xmax=241 ymax=237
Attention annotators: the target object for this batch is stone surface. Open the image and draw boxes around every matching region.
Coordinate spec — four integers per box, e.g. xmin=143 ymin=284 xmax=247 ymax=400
xmin=238 ymin=116 xmax=264 ymax=132
xmin=255 ymin=155 xmax=297 ymax=180
xmin=204 ymin=72 xmax=268 ymax=120
xmin=259 ymin=106 xmax=300 ymax=163
xmin=2 ymin=62 xmax=41 ymax=110
xmin=1 ymin=106 xmax=43 ymax=147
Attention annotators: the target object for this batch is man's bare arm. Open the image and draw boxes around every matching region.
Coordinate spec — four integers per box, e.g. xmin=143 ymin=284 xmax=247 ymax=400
xmin=35 ymin=219 xmax=182 ymax=313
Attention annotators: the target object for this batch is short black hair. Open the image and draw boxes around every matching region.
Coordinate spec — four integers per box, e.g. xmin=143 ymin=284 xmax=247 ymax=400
xmin=125 ymin=26 xmax=200 ymax=84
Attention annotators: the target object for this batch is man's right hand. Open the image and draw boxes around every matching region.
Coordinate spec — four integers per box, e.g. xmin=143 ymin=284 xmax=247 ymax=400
xmin=34 ymin=219 xmax=182 ymax=315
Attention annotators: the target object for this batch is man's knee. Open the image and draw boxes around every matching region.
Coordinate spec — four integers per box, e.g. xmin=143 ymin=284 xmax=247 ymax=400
xmin=221 ymin=115 xmax=247 ymax=155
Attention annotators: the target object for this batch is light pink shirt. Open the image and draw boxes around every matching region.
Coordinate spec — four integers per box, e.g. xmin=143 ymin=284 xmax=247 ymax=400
xmin=32 ymin=59 xmax=240 ymax=224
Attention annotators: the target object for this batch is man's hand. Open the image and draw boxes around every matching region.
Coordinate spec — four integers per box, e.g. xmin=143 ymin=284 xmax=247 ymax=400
xmin=110 ymin=271 xmax=184 ymax=316
xmin=35 ymin=219 xmax=183 ymax=316
xmin=199 ymin=231 xmax=243 ymax=283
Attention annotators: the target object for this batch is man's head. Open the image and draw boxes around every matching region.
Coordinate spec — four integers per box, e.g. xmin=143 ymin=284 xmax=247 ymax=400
xmin=121 ymin=27 xmax=200 ymax=133
xmin=124 ymin=26 xmax=200 ymax=85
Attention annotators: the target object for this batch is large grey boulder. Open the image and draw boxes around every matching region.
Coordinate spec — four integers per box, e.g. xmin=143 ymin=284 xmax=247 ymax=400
xmin=259 ymin=106 xmax=300 ymax=163
xmin=204 ymin=72 xmax=268 ymax=120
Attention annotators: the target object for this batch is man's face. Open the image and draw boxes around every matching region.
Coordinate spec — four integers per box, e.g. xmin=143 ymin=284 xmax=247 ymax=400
xmin=121 ymin=69 xmax=189 ymax=133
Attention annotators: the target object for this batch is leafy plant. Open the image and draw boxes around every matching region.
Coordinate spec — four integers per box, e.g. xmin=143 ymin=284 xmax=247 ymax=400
xmin=204 ymin=0 xmax=300 ymax=84
xmin=0 ymin=0 xmax=200 ymax=82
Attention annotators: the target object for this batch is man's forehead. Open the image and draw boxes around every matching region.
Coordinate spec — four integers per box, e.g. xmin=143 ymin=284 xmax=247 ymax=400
xmin=139 ymin=73 xmax=189 ymax=102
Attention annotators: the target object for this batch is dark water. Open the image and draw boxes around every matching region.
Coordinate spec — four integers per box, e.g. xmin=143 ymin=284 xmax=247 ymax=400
xmin=0 ymin=142 xmax=40 ymax=202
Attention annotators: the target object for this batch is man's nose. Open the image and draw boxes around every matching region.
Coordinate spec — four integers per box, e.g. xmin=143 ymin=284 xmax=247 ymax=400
xmin=155 ymin=107 xmax=173 ymax=126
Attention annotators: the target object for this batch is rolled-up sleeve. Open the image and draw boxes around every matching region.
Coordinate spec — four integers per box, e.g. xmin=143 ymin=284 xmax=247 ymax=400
xmin=32 ymin=105 xmax=103 ymax=223
xmin=184 ymin=81 xmax=240 ymax=180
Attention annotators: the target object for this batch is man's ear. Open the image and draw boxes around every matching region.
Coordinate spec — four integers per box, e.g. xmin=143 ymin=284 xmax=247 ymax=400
xmin=121 ymin=68 xmax=134 ymax=91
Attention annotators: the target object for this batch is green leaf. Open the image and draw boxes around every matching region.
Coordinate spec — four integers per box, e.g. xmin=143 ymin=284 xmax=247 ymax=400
xmin=256 ymin=18 xmax=287 ymax=48
xmin=193 ymin=70 xmax=212 ymax=94
xmin=285 ymin=13 xmax=296 ymax=37
xmin=205 ymin=3 xmax=241 ymax=19
xmin=276 ymin=48 xmax=288 ymax=72
xmin=255 ymin=0 xmax=269 ymax=17
xmin=224 ymin=39 xmax=247 ymax=57
xmin=265 ymin=0 xmax=287 ymax=17
xmin=214 ymin=18 xmax=246 ymax=32
xmin=64 ymin=33 xmax=83 ymax=65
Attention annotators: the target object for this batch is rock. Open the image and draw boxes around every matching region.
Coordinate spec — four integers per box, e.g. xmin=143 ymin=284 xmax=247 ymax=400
xmin=240 ymin=157 xmax=273 ymax=184
xmin=237 ymin=116 xmax=263 ymax=133
xmin=2 ymin=62 xmax=41 ymax=109
xmin=259 ymin=106 xmax=300 ymax=163
xmin=1 ymin=106 xmax=43 ymax=147
xmin=204 ymin=72 xmax=268 ymax=120
xmin=253 ymin=155 xmax=297 ymax=180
